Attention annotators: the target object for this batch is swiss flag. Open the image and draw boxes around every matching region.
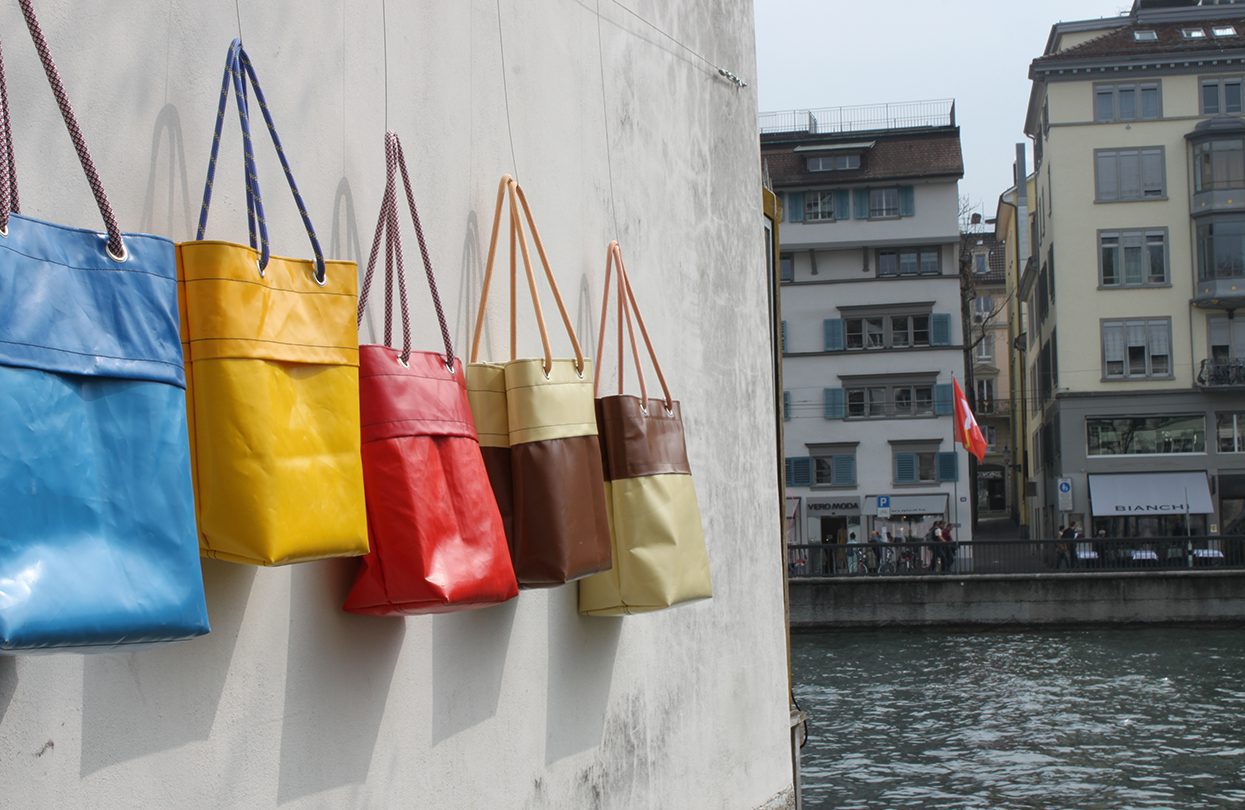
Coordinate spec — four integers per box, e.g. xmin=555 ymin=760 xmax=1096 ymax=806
xmin=952 ymin=377 xmax=988 ymax=463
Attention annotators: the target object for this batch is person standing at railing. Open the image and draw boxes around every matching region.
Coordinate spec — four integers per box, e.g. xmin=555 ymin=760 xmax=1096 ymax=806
xmin=1055 ymin=525 xmax=1075 ymax=569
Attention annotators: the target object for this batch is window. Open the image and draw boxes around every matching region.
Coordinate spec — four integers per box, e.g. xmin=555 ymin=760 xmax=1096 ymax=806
xmin=1213 ymin=25 xmax=1237 ymax=38
xmin=838 ymin=312 xmax=941 ymax=351
xmin=1182 ymin=28 xmax=1206 ymax=40
xmin=779 ymin=253 xmax=794 ymax=283
xmin=804 ymin=191 xmax=836 ymax=222
xmin=1094 ymin=82 xmax=1161 ymax=122
xmin=1086 ymin=415 xmax=1206 ymax=456
xmin=812 ymin=448 xmax=857 ymax=486
xmin=1101 ymin=319 xmax=1172 ymax=379
xmin=844 ymin=382 xmax=940 ymax=419
xmin=976 ymin=378 xmax=995 ymax=413
xmin=869 ymin=187 xmax=899 ymax=218
xmin=1099 ymin=229 xmax=1168 ymax=286
xmin=1095 ymin=147 xmax=1165 ymax=201
xmin=1217 ymin=412 xmax=1245 ymax=452
xmin=893 ymin=447 xmax=958 ymax=483
xmin=807 ymin=154 xmax=860 ymax=172
xmin=1194 ymin=139 xmax=1245 ymax=192
xmin=877 ymin=246 xmax=940 ymax=277
xmin=974 ymin=294 xmax=994 ymax=320
xmin=1196 ymin=217 xmax=1245 ymax=281
xmin=985 ymin=426 xmax=997 ymax=450
xmin=1209 ymin=316 xmax=1245 ymax=362
xmin=1201 ymin=76 xmax=1244 ymax=115
xmin=976 ymin=334 xmax=993 ymax=362
xmin=973 ymin=253 xmax=988 ymax=274
xmin=1134 ymin=30 xmax=1157 ymax=42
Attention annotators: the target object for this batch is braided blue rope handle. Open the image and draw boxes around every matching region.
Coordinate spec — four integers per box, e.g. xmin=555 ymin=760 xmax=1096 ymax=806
xmin=196 ymin=39 xmax=325 ymax=282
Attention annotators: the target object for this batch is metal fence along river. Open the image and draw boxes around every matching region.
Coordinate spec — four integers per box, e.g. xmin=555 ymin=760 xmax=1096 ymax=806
xmin=794 ymin=628 xmax=1245 ymax=808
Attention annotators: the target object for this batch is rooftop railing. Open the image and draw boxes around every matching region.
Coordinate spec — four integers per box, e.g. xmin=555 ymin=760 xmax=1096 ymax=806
xmin=759 ymin=99 xmax=956 ymax=136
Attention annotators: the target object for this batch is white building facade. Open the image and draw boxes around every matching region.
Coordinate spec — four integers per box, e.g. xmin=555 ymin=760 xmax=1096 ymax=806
xmin=762 ymin=102 xmax=972 ymax=566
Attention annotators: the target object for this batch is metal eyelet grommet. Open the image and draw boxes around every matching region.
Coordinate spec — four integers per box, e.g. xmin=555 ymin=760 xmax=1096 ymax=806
xmin=664 ymin=403 xmax=675 ymax=416
xmin=313 ymin=271 xmax=328 ymax=287
xmin=106 ymin=240 xmax=129 ymax=263
xmin=397 ymin=354 xmax=410 ymax=368
xmin=543 ymin=367 xmax=553 ymax=381
xmin=444 ymin=359 xmax=456 ymax=376
xmin=575 ymin=364 xmax=585 ymax=380
xmin=257 ymin=259 xmax=266 ymax=278
xmin=639 ymin=406 xmax=650 ymax=417
xmin=0 ymin=223 xmax=9 ymax=238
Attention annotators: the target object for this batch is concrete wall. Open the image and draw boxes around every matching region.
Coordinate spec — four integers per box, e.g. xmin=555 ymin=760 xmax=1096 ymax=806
xmin=790 ymin=572 xmax=1245 ymax=628
xmin=0 ymin=2 xmax=793 ymax=808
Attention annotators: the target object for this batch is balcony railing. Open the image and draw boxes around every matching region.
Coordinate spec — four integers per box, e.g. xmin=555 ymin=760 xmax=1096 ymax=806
xmin=758 ymin=99 xmax=955 ymax=136
xmin=786 ymin=536 xmax=1244 ymax=577
xmin=1197 ymin=358 xmax=1245 ymax=388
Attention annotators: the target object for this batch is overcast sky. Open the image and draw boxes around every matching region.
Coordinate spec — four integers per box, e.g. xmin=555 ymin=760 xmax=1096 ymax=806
xmin=754 ymin=0 xmax=1133 ymax=221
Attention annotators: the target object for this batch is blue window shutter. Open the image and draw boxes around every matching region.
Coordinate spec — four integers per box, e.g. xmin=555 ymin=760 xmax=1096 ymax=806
xmin=853 ymin=189 xmax=869 ymax=219
xmin=823 ymin=318 xmax=845 ymax=351
xmin=931 ymin=313 xmax=952 ymax=346
xmin=788 ymin=457 xmax=813 ymax=487
xmin=824 ymin=388 xmax=845 ymax=419
xmin=781 ymin=320 xmax=788 ymax=352
xmin=835 ymin=189 xmax=851 ymax=220
xmin=936 ymin=451 xmax=959 ymax=482
xmin=934 ymin=383 xmax=953 ymax=415
xmin=899 ymin=185 xmax=915 ymax=216
xmin=783 ymin=391 xmax=791 ymax=421
xmin=894 ymin=452 xmax=917 ymax=484
xmin=787 ymin=192 xmax=804 ymax=222
xmin=832 ymin=454 xmax=856 ymax=486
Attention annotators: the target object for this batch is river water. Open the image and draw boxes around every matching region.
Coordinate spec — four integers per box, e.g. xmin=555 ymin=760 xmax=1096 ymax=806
xmin=793 ymin=628 xmax=1245 ymax=809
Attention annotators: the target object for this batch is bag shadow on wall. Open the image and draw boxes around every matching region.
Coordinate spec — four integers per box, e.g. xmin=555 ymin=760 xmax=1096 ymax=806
xmin=545 ymin=586 xmax=622 ymax=765
xmin=78 ymin=561 xmax=256 ymax=777
xmin=139 ymin=104 xmax=195 ymax=241
xmin=0 ymin=657 xmax=14 ymax=726
xmin=456 ymin=211 xmax=486 ymax=360
xmin=430 ymin=598 xmax=519 ymax=745
xmin=576 ymin=272 xmax=597 ymax=367
xmin=277 ymin=561 xmax=405 ymax=804
xmin=329 ymin=176 xmax=363 ymax=270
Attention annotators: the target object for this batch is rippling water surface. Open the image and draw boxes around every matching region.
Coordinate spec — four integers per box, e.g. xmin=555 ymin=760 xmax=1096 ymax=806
xmin=793 ymin=628 xmax=1245 ymax=809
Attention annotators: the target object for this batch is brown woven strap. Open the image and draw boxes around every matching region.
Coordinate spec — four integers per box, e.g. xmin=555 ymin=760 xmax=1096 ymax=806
xmin=17 ymin=0 xmax=124 ymax=257
xmin=0 ymin=36 xmax=17 ymax=231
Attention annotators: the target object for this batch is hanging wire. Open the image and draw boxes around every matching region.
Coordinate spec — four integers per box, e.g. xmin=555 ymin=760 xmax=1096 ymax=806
xmin=382 ymin=0 xmax=389 ymax=131
xmin=595 ymin=0 xmax=619 ymax=239
xmin=234 ymin=0 xmax=243 ymax=42
xmin=495 ymin=0 xmax=519 ymax=178
xmin=606 ymin=0 xmax=746 ymax=88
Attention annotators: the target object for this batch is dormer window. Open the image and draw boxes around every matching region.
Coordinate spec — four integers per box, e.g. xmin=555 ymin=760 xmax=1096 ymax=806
xmin=1183 ymin=28 xmax=1207 ymax=40
xmin=1213 ymin=25 xmax=1238 ymax=38
xmin=807 ymin=154 xmax=861 ymax=172
xmin=1134 ymin=30 xmax=1158 ymax=42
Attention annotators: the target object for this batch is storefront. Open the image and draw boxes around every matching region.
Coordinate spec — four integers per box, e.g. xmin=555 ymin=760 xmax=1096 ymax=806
xmin=863 ymin=493 xmax=949 ymax=541
xmin=1088 ymin=471 xmax=1214 ymax=537
xmin=805 ymin=497 xmax=861 ymax=575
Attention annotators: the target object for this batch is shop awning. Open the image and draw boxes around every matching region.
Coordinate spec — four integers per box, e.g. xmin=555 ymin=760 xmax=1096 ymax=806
xmin=1088 ymin=472 xmax=1214 ymax=517
xmin=864 ymin=494 xmax=948 ymax=516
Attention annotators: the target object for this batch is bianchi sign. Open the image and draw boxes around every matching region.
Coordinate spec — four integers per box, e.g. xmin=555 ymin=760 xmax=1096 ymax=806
xmin=1114 ymin=504 xmax=1189 ymax=513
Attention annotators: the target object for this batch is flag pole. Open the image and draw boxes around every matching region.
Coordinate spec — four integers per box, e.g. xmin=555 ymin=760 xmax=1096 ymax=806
xmin=951 ymin=374 xmax=959 ymax=536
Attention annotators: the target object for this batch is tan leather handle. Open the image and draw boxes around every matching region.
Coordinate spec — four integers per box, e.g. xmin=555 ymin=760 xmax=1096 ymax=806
xmin=469 ymin=175 xmax=585 ymax=375
xmin=593 ymin=241 xmax=673 ymax=411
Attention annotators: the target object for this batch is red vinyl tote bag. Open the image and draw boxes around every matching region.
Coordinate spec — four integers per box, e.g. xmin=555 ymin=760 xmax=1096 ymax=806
xmin=344 ymin=133 xmax=517 ymax=615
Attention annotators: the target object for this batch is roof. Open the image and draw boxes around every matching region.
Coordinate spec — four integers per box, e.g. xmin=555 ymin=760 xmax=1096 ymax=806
xmin=761 ymin=129 xmax=964 ymax=188
xmin=963 ymin=232 xmax=1006 ymax=285
xmin=1032 ymin=16 xmax=1245 ymax=69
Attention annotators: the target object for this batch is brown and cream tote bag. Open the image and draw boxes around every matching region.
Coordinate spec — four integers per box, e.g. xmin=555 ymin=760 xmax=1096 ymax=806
xmin=578 ymin=241 xmax=712 ymax=615
xmin=466 ymin=176 xmax=612 ymax=588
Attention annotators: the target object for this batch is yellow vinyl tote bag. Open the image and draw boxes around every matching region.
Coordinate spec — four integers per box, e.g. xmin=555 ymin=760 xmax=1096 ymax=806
xmin=177 ymin=40 xmax=366 ymax=565
xmin=578 ymin=242 xmax=712 ymax=615
xmin=466 ymin=176 xmax=611 ymax=587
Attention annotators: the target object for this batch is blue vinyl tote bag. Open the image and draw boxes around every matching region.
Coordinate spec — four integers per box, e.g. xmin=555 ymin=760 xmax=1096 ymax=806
xmin=0 ymin=2 xmax=209 ymax=651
